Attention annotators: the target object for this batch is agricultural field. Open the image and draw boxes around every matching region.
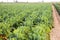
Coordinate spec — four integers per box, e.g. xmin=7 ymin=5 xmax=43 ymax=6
xmin=0 ymin=3 xmax=53 ymax=40
xmin=54 ymin=3 xmax=60 ymax=15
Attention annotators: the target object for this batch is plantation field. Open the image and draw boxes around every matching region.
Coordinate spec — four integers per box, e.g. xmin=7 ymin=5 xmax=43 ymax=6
xmin=0 ymin=3 xmax=53 ymax=40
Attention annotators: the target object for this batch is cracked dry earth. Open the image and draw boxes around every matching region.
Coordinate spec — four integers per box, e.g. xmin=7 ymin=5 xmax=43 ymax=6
xmin=50 ymin=5 xmax=60 ymax=40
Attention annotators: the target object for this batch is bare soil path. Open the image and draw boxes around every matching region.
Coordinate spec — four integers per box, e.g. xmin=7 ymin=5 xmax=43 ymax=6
xmin=50 ymin=5 xmax=60 ymax=40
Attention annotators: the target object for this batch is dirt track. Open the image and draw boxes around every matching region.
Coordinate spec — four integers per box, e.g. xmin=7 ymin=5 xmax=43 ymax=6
xmin=50 ymin=5 xmax=60 ymax=40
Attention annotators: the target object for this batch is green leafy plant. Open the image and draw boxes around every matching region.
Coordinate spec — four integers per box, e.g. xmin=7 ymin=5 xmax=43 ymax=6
xmin=0 ymin=3 xmax=52 ymax=40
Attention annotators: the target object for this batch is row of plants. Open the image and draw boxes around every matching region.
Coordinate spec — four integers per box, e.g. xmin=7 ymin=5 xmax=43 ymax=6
xmin=0 ymin=3 xmax=52 ymax=40
xmin=54 ymin=3 xmax=60 ymax=15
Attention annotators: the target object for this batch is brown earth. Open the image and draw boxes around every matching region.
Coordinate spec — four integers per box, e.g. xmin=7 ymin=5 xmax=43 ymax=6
xmin=50 ymin=5 xmax=60 ymax=40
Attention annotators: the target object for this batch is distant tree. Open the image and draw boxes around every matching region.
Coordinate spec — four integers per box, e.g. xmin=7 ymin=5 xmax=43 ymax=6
xmin=15 ymin=0 xmax=18 ymax=3
xmin=14 ymin=0 xmax=18 ymax=3
xmin=42 ymin=0 xmax=44 ymax=2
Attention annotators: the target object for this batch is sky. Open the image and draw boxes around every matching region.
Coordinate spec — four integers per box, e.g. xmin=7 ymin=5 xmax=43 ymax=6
xmin=0 ymin=0 xmax=60 ymax=2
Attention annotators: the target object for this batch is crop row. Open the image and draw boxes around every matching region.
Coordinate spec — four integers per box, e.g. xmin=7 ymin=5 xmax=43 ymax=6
xmin=54 ymin=3 xmax=60 ymax=15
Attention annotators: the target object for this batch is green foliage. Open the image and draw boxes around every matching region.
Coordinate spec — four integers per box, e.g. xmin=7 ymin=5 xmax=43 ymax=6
xmin=0 ymin=3 xmax=52 ymax=40
xmin=54 ymin=3 xmax=60 ymax=15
